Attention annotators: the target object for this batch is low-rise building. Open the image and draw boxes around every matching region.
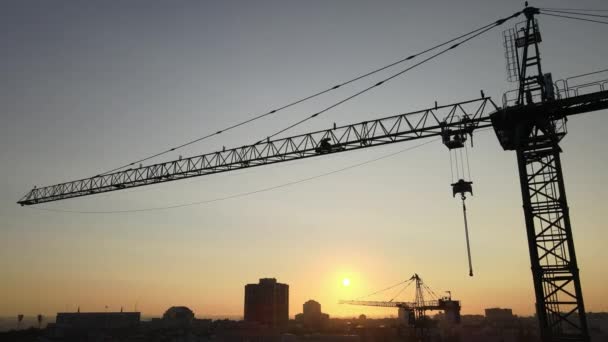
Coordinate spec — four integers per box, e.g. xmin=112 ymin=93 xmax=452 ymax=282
xmin=54 ymin=311 xmax=140 ymax=334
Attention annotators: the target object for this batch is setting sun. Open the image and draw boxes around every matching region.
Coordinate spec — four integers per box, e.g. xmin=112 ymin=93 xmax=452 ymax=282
xmin=342 ymin=278 xmax=351 ymax=287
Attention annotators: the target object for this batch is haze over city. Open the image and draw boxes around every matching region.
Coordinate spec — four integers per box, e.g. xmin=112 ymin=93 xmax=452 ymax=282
xmin=1 ymin=0 xmax=607 ymax=330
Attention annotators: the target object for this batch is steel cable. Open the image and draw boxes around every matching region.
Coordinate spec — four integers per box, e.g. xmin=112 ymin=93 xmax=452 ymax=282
xmin=540 ymin=12 xmax=608 ymax=25
xmin=540 ymin=8 xmax=608 ymax=19
xmin=539 ymin=7 xmax=608 ymax=12
xmin=254 ymin=12 xmax=521 ymax=143
xmin=98 ymin=14 xmax=519 ymax=175
xmin=356 ymin=277 xmax=415 ymax=301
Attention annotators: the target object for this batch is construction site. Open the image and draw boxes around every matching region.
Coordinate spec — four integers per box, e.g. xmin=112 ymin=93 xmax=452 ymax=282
xmin=3 ymin=2 xmax=608 ymax=342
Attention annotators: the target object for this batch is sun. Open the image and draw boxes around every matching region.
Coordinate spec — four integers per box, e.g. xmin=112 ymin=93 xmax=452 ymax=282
xmin=342 ymin=278 xmax=351 ymax=287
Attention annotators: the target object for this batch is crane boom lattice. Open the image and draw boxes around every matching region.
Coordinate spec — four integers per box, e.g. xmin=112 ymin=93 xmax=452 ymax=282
xmin=18 ymin=98 xmax=498 ymax=206
xmin=340 ymin=274 xmax=461 ymax=339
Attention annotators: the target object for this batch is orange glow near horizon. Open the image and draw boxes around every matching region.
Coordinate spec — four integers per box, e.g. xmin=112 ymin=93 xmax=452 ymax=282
xmin=1 ymin=1 xmax=608 ymax=325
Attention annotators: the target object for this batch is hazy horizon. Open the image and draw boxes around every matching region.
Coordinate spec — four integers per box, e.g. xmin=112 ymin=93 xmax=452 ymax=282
xmin=1 ymin=0 xmax=607 ymax=321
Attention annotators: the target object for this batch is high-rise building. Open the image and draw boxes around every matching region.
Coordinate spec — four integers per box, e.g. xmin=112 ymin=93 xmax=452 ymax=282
xmin=244 ymin=278 xmax=289 ymax=329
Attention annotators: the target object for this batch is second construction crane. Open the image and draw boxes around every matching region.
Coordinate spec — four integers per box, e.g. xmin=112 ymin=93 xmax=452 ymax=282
xmin=340 ymin=274 xmax=461 ymax=337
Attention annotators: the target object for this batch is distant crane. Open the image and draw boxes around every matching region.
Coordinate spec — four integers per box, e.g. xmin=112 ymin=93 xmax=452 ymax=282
xmin=339 ymin=273 xmax=461 ymax=339
xmin=16 ymin=5 xmax=608 ymax=342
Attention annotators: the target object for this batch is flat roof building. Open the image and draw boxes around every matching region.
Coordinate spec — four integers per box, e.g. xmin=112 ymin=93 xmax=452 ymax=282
xmin=55 ymin=311 xmax=140 ymax=333
xmin=485 ymin=308 xmax=514 ymax=321
xmin=244 ymin=278 xmax=289 ymax=329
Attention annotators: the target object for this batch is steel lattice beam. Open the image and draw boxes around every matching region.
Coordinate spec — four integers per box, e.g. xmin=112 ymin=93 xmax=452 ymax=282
xmin=20 ymin=88 xmax=608 ymax=207
xmin=517 ymin=135 xmax=589 ymax=342
xmin=339 ymin=299 xmax=452 ymax=311
xmin=18 ymin=97 xmax=497 ymax=206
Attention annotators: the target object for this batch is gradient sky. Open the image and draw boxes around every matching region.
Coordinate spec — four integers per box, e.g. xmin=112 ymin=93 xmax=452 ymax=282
xmin=1 ymin=0 xmax=607 ymax=320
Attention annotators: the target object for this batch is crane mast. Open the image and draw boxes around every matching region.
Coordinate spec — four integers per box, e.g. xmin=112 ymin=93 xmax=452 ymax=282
xmin=490 ymin=6 xmax=601 ymax=342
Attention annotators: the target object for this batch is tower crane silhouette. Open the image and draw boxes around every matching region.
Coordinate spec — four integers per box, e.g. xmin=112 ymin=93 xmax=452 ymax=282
xmin=16 ymin=5 xmax=608 ymax=342
xmin=340 ymin=273 xmax=461 ymax=340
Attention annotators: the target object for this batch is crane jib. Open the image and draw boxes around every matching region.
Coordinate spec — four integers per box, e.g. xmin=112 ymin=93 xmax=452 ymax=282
xmin=18 ymin=89 xmax=608 ymax=207
xmin=18 ymin=97 xmax=498 ymax=206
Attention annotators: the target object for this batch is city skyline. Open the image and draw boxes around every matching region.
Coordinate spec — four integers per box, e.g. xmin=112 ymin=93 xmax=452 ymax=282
xmin=1 ymin=0 xmax=607 ymax=326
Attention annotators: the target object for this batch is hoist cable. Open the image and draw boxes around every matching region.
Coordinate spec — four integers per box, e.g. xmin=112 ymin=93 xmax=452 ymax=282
xmin=464 ymin=144 xmax=472 ymax=181
xmin=459 ymin=148 xmax=466 ymax=180
xmin=449 ymin=150 xmax=454 ymax=183
xmin=454 ymin=151 xmax=461 ymax=180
